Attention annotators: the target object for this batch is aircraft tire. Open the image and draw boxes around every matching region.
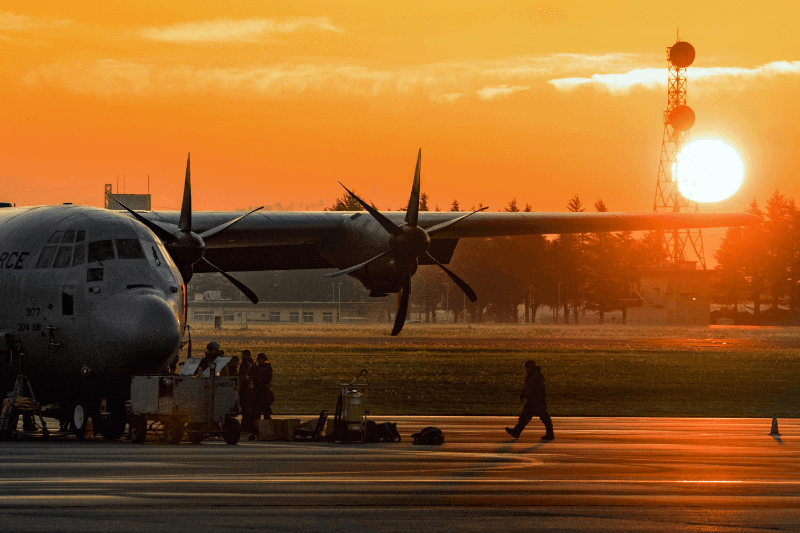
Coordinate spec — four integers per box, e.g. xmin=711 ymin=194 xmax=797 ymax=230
xmin=166 ymin=418 xmax=183 ymax=445
xmin=72 ymin=404 xmax=88 ymax=441
xmin=223 ymin=417 xmax=241 ymax=445
xmin=130 ymin=416 xmax=147 ymax=444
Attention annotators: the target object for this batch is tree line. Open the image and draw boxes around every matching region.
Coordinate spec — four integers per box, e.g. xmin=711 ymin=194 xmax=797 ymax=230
xmin=713 ymin=190 xmax=800 ymax=325
xmin=411 ymin=194 xmax=666 ymax=323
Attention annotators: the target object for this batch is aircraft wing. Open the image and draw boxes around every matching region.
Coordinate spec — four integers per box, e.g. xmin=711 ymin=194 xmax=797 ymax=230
xmin=139 ymin=210 xmax=758 ymax=272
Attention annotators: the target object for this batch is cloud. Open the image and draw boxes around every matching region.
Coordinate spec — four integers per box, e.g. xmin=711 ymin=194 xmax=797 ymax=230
xmin=533 ymin=5 xmax=565 ymax=26
xmin=476 ymin=85 xmax=530 ymax=100
xmin=549 ymin=61 xmax=800 ymax=94
xmin=435 ymin=92 xmax=465 ymax=103
xmin=22 ymin=54 xmax=629 ymax=100
xmin=22 ymin=53 xmax=800 ymax=103
xmin=0 ymin=11 xmax=71 ymax=31
xmin=139 ymin=17 xmax=343 ymax=43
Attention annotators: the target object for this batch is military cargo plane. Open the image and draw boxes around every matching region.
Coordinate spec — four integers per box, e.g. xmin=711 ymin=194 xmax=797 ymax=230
xmin=0 ymin=152 xmax=756 ymax=440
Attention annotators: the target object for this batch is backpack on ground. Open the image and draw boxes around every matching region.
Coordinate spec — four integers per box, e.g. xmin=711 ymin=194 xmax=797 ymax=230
xmin=365 ymin=421 xmax=402 ymax=443
xmin=411 ymin=426 xmax=444 ymax=445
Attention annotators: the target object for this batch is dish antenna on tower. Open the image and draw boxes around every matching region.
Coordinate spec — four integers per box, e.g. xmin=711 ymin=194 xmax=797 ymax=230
xmin=652 ymin=35 xmax=706 ymax=269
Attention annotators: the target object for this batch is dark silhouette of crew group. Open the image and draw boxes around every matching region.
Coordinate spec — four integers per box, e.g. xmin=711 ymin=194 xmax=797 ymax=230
xmin=190 ymin=343 xmax=274 ymax=434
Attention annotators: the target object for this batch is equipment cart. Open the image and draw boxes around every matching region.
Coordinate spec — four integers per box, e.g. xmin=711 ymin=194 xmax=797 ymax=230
xmin=128 ymin=358 xmax=241 ymax=444
xmin=330 ymin=369 xmax=370 ymax=443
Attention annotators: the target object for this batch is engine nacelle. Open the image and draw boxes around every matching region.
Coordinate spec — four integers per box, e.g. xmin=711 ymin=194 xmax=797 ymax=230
xmin=317 ymin=211 xmax=459 ymax=295
xmin=317 ymin=212 xmax=407 ymax=293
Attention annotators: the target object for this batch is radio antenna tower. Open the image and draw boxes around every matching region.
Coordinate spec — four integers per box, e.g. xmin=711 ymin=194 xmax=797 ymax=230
xmin=652 ymin=35 xmax=706 ymax=269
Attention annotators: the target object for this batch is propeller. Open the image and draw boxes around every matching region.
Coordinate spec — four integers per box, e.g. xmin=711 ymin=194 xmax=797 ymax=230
xmin=328 ymin=149 xmax=486 ymax=335
xmin=108 ymin=153 xmax=262 ymax=305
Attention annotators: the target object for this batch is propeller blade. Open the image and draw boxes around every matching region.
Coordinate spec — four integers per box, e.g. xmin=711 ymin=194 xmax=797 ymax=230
xmin=179 ymin=153 xmax=192 ymax=233
xmin=199 ymin=206 xmax=264 ymax=241
xmin=426 ymin=206 xmax=489 ymax=237
xmin=107 ymin=193 xmax=177 ymax=243
xmin=201 ymin=257 xmax=259 ymax=304
xmin=338 ymin=182 xmax=403 ymax=236
xmin=405 ymin=149 xmax=421 ymax=227
xmin=391 ymin=273 xmax=411 ymax=336
xmin=426 ymin=252 xmax=477 ymax=302
xmin=325 ymin=248 xmax=395 ymax=278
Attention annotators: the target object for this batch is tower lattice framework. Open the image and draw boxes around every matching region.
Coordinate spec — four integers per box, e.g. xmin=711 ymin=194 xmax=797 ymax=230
xmin=652 ymin=40 xmax=706 ymax=269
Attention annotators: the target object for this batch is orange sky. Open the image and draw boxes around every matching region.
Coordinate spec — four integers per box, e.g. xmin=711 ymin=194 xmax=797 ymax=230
xmin=2 ymin=0 xmax=799 ymax=225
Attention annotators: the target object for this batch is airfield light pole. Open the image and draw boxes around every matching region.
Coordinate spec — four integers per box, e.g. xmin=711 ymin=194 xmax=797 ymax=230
xmin=652 ymin=35 xmax=706 ymax=269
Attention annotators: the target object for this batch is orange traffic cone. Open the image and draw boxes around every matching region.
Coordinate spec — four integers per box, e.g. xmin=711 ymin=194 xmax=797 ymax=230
xmin=86 ymin=417 xmax=94 ymax=438
xmin=770 ymin=417 xmax=780 ymax=436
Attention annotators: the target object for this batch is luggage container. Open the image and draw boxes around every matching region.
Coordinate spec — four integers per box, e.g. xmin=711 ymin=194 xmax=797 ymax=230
xmin=128 ymin=358 xmax=240 ymax=444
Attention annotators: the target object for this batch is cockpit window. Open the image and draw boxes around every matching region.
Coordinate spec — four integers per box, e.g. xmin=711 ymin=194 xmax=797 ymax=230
xmin=116 ymin=239 xmax=146 ymax=259
xmin=52 ymin=246 xmax=73 ymax=268
xmin=47 ymin=231 xmax=63 ymax=244
xmin=61 ymin=230 xmax=76 ymax=244
xmin=88 ymin=240 xmax=115 ymax=263
xmin=72 ymin=242 xmax=86 ymax=267
xmin=76 ymin=230 xmax=86 ymax=243
xmin=35 ymin=246 xmax=58 ymax=269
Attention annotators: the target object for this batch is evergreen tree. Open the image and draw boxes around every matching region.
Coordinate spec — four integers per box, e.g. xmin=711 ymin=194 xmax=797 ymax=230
xmin=325 ymin=191 xmax=366 ymax=211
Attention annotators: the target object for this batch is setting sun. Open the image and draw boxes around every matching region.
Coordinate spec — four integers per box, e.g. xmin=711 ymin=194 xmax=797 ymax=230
xmin=675 ymin=139 xmax=745 ymax=203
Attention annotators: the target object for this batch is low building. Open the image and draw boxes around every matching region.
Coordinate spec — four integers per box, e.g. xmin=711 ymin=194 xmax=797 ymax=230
xmin=186 ymin=298 xmax=391 ymax=326
xmin=625 ymin=262 xmax=711 ymax=326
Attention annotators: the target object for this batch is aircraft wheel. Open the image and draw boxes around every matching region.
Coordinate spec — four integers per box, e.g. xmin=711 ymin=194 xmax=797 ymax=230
xmin=223 ymin=417 xmax=241 ymax=445
xmin=72 ymin=404 xmax=88 ymax=441
xmin=130 ymin=416 xmax=147 ymax=444
xmin=165 ymin=418 xmax=183 ymax=445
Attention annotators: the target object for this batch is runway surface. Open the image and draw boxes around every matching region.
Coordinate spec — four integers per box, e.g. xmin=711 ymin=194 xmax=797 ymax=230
xmin=1 ymin=417 xmax=798 ymax=532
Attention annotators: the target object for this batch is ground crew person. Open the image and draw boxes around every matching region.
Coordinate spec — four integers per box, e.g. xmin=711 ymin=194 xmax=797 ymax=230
xmin=248 ymin=352 xmax=274 ymax=422
xmin=219 ymin=355 xmax=239 ymax=377
xmin=195 ymin=341 xmax=221 ymax=376
xmin=239 ymin=350 xmax=255 ymax=432
xmin=506 ymin=360 xmax=554 ymax=440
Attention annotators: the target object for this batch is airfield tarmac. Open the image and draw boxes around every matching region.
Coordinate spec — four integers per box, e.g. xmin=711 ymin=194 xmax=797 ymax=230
xmin=1 ymin=416 xmax=798 ymax=532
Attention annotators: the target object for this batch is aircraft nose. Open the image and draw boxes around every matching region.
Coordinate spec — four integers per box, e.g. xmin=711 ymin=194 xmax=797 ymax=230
xmin=91 ymin=291 xmax=182 ymax=371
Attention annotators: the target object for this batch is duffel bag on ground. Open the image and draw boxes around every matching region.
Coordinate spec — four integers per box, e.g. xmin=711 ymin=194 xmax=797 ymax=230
xmin=411 ymin=426 xmax=444 ymax=445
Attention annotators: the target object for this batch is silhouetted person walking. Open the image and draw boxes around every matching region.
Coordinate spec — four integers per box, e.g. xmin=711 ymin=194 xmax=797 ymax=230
xmin=506 ymin=360 xmax=554 ymax=440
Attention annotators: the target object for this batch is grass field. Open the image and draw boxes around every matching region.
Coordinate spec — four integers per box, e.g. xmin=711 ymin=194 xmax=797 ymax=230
xmin=187 ymin=322 xmax=800 ymax=341
xmin=184 ymin=325 xmax=800 ymax=418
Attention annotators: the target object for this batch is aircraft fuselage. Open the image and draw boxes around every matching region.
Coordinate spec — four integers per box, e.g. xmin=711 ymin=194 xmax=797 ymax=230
xmin=0 ymin=205 xmax=184 ymax=407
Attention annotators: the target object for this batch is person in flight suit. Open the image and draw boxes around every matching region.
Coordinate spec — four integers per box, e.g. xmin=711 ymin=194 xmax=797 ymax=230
xmin=219 ymin=355 xmax=239 ymax=377
xmin=195 ymin=341 xmax=221 ymax=376
xmin=248 ymin=352 xmax=274 ymax=422
xmin=506 ymin=360 xmax=554 ymax=440
xmin=238 ymin=350 xmax=255 ymax=432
